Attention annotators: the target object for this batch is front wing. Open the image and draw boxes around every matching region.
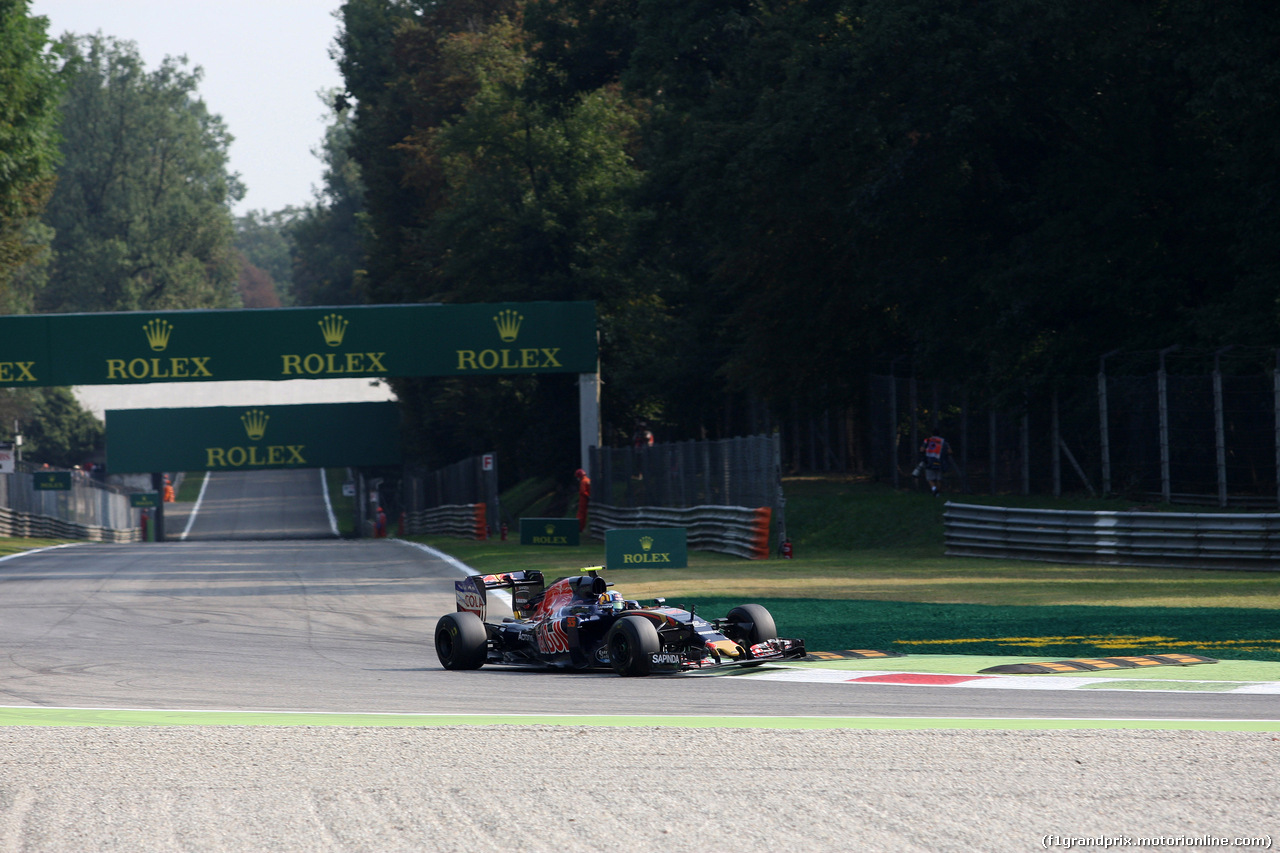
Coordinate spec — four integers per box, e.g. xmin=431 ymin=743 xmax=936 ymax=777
xmin=652 ymin=637 xmax=808 ymax=673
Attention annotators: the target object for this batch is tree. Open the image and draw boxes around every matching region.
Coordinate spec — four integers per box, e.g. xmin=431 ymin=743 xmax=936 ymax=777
xmin=287 ymin=92 xmax=368 ymax=306
xmin=38 ymin=34 xmax=243 ymax=313
xmin=0 ymin=0 xmax=62 ymax=313
xmin=234 ymin=254 xmax=281 ymax=308
xmin=234 ymin=209 xmax=296 ymax=300
xmin=332 ymin=0 xmax=1280 ymax=474
xmin=336 ymin=6 xmax=673 ymax=475
xmin=2 ymin=386 xmax=102 ymax=468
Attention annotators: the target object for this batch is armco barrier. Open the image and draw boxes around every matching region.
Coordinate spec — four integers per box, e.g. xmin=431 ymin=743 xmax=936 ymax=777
xmin=403 ymin=503 xmax=487 ymax=540
xmin=0 ymin=505 xmax=141 ymax=542
xmin=944 ymin=502 xmax=1280 ymax=571
xmin=590 ymin=504 xmax=772 ymax=559
xmin=2 ymin=467 xmax=141 ymax=543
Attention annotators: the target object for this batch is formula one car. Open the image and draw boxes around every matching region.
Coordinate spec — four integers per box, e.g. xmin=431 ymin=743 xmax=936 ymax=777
xmin=434 ymin=566 xmax=806 ymax=676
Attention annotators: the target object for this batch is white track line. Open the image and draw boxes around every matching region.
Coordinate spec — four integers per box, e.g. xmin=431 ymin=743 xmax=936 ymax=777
xmin=396 ymin=539 xmax=513 ymax=608
xmin=742 ymin=666 xmax=1280 ymax=693
xmin=179 ymin=471 xmax=212 ymax=540
xmin=320 ymin=468 xmax=338 ymax=537
xmin=0 ymin=543 xmax=82 ymax=563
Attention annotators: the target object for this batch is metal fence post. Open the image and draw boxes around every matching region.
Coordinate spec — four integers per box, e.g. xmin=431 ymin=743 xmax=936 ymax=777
xmin=1159 ymin=346 xmax=1179 ymax=503
xmin=888 ymin=370 xmax=899 ymax=488
xmin=1051 ymin=391 xmax=1061 ymax=497
xmin=1274 ymin=350 xmax=1280 ymax=509
xmin=1098 ymin=349 xmax=1119 ymax=496
xmin=989 ymin=409 xmax=998 ymax=494
xmin=909 ymin=375 xmax=919 ymax=484
xmin=1214 ymin=348 xmax=1232 ymax=508
xmin=1020 ymin=404 xmax=1029 ymax=496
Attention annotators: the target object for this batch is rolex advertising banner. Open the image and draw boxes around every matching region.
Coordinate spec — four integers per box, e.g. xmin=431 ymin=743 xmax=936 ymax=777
xmin=604 ymin=528 xmax=689 ymax=569
xmin=32 ymin=471 xmax=72 ymax=491
xmin=106 ymin=402 xmax=401 ymax=474
xmin=0 ymin=302 xmax=596 ymax=387
xmin=519 ymin=518 xmax=580 ymax=546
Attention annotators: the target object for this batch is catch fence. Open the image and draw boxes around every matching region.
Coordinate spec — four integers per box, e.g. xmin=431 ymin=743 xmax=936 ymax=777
xmin=0 ymin=465 xmax=140 ymax=541
xmin=588 ymin=433 xmax=786 ymax=547
xmin=870 ymin=347 xmax=1280 ymax=507
xmin=402 ymin=453 xmax=500 ymax=537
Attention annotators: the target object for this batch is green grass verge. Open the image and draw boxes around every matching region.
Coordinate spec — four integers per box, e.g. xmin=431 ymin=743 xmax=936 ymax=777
xmin=324 ymin=468 xmax=355 ymax=536
xmin=175 ymin=471 xmax=204 ymax=502
xmin=0 ymin=539 xmax=76 ymax=558
xmin=668 ymin=596 xmax=1280 ymax=661
xmin=3 ymin=707 xmax=1274 ymax=730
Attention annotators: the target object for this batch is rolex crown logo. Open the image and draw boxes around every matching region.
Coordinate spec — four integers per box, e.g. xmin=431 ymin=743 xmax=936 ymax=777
xmin=319 ymin=313 xmax=348 ymax=347
xmin=143 ymin=319 xmax=173 ymax=352
xmin=545 ymin=523 xmax=555 ymax=535
xmin=494 ymin=309 xmax=523 ymax=343
xmin=241 ymin=409 xmax=269 ymax=441
xmin=640 ymin=535 xmax=654 ymax=551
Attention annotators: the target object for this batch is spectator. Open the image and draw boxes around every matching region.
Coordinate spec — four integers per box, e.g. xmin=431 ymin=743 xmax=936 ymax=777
xmin=918 ymin=434 xmax=953 ymax=496
xmin=575 ymin=468 xmax=591 ymax=532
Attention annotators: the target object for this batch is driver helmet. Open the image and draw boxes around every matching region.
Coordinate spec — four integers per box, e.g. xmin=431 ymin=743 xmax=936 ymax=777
xmin=598 ymin=591 xmax=625 ymax=611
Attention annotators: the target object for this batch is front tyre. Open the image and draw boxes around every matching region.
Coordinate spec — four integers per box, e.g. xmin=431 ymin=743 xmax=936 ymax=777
xmin=435 ymin=611 xmax=488 ymax=670
xmin=606 ymin=615 xmax=661 ymax=677
xmin=726 ymin=604 xmax=777 ymax=666
xmin=726 ymin=604 xmax=778 ymax=644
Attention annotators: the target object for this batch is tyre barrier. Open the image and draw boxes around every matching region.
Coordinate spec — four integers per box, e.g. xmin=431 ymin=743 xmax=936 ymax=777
xmin=403 ymin=503 xmax=488 ymax=540
xmin=590 ymin=504 xmax=773 ymax=559
xmin=0 ymin=506 xmax=141 ymax=543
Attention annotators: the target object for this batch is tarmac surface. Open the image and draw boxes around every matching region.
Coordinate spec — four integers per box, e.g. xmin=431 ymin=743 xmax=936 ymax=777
xmin=0 ymin=468 xmax=1276 ymax=851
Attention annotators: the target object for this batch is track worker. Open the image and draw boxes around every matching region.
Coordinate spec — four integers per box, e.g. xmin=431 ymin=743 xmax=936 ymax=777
xmin=575 ymin=468 xmax=591 ymax=532
xmin=919 ymin=434 xmax=952 ymax=496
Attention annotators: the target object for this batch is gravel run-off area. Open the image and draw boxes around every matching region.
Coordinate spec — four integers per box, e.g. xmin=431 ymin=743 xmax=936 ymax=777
xmin=1 ymin=726 xmax=1276 ymax=852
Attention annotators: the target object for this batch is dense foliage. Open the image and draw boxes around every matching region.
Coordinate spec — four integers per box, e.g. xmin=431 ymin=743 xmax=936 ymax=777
xmin=0 ymin=0 xmax=62 ymax=314
xmin=324 ymin=0 xmax=1280 ymax=476
xmin=0 ymin=12 xmax=247 ymax=464
xmin=38 ymin=35 xmax=243 ymax=313
xmin=7 ymin=2 xmax=1276 ymax=479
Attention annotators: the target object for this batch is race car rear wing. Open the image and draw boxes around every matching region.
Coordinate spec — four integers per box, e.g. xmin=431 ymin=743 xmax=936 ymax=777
xmin=456 ymin=571 xmax=546 ymax=620
xmin=455 ymin=567 xmax=605 ymax=620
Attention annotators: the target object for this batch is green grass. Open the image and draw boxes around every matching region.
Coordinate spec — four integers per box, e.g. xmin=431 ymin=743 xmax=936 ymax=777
xmin=175 ymin=471 xmax=204 ymax=502
xmin=0 ymin=538 xmax=75 ymax=558
xmin=668 ymin=596 xmax=1280 ymax=660
xmin=324 ymin=468 xmax=356 ymax=536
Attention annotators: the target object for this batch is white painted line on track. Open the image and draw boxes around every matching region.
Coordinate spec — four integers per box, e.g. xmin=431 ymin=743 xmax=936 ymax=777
xmin=0 ymin=543 xmax=82 ymax=563
xmin=396 ymin=538 xmax=513 ymax=608
xmin=742 ymin=665 xmax=1280 ymax=694
xmin=179 ymin=470 xmax=212 ymax=540
xmin=320 ymin=468 xmax=338 ymax=537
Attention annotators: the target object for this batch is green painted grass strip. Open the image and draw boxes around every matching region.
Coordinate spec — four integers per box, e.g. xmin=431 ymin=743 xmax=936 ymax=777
xmin=0 ymin=707 xmax=1276 ymax=731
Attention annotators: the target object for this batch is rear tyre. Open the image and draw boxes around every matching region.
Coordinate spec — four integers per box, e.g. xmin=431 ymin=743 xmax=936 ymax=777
xmin=726 ymin=604 xmax=777 ymax=666
xmin=435 ymin=611 xmax=488 ymax=670
xmin=606 ymin=615 xmax=660 ymax=677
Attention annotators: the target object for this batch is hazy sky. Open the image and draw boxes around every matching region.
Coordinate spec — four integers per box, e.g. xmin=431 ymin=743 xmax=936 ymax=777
xmin=30 ymin=0 xmax=346 ymax=217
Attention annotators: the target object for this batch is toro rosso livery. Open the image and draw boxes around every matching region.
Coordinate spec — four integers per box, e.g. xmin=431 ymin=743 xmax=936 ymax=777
xmin=435 ymin=566 xmax=806 ymax=676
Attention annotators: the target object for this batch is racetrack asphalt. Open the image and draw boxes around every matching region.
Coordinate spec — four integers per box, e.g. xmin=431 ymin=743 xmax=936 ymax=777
xmin=1 ymin=469 xmax=1276 ymax=851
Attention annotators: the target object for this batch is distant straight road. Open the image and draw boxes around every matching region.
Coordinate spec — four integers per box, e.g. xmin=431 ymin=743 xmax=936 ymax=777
xmin=174 ymin=469 xmax=336 ymax=540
